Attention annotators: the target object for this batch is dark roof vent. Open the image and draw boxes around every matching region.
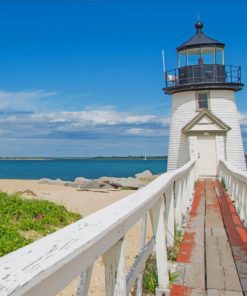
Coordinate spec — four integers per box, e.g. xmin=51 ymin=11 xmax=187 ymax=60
xmin=195 ymin=20 xmax=203 ymax=32
xmin=177 ymin=20 xmax=225 ymax=51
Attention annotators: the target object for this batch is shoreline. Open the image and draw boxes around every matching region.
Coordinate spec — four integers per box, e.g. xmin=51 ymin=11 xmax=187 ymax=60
xmin=0 ymin=156 xmax=167 ymax=160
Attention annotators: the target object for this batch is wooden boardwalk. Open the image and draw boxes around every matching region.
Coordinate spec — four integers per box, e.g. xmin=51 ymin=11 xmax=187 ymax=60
xmin=170 ymin=179 xmax=247 ymax=296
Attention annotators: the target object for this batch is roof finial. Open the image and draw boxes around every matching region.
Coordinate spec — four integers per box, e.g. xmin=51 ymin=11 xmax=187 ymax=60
xmin=198 ymin=12 xmax=200 ymax=21
xmin=195 ymin=17 xmax=203 ymax=33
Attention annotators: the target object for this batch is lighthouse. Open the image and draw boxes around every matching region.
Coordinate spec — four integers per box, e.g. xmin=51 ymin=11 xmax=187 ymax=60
xmin=164 ymin=20 xmax=245 ymax=176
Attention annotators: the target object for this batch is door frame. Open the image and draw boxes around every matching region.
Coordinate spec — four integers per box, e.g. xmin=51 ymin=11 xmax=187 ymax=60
xmin=196 ymin=135 xmax=217 ymax=177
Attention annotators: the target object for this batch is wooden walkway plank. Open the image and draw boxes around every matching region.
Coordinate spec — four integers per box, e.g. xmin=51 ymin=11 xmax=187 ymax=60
xmin=170 ymin=181 xmax=206 ymax=295
xmin=215 ymin=181 xmax=247 ymax=296
xmin=205 ymin=179 xmax=242 ymax=293
xmin=170 ymin=179 xmax=245 ymax=296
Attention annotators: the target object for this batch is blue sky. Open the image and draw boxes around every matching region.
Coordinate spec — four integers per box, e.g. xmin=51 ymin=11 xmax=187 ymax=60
xmin=0 ymin=0 xmax=247 ymax=156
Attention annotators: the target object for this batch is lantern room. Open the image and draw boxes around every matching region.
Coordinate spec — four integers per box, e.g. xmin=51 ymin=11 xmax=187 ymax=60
xmin=177 ymin=20 xmax=224 ymax=67
xmin=164 ymin=20 xmax=243 ymax=94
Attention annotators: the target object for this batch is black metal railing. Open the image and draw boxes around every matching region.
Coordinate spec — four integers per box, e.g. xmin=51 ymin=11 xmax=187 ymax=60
xmin=165 ymin=64 xmax=241 ymax=88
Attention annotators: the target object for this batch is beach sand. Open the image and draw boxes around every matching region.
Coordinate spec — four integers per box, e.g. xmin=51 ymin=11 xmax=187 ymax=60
xmin=0 ymin=179 xmax=152 ymax=295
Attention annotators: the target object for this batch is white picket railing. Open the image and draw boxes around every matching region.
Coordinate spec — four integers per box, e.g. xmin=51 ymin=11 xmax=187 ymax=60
xmin=218 ymin=159 xmax=247 ymax=226
xmin=0 ymin=160 xmax=196 ymax=296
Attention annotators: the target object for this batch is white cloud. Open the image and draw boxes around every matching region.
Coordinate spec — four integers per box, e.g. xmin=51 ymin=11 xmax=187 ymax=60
xmin=126 ymin=128 xmax=168 ymax=137
xmin=0 ymin=89 xmax=57 ymax=110
xmin=28 ymin=110 xmax=168 ymax=126
xmin=0 ymin=107 xmax=169 ymax=139
xmin=240 ymin=112 xmax=247 ymax=127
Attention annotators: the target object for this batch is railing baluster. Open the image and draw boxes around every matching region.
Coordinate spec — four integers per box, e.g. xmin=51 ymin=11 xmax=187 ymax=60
xmin=185 ymin=170 xmax=191 ymax=213
xmin=232 ymin=178 xmax=236 ymax=202
xmin=165 ymin=186 xmax=175 ymax=248
xmin=76 ymin=265 xmax=93 ymax=296
xmin=228 ymin=174 xmax=233 ymax=196
xmin=188 ymin=167 xmax=194 ymax=210
xmin=239 ymin=182 xmax=246 ymax=221
xmin=235 ymin=180 xmax=241 ymax=211
xmin=150 ymin=197 xmax=169 ymax=294
xmin=239 ymin=182 xmax=245 ymax=222
xmin=180 ymin=176 xmax=187 ymax=226
xmin=175 ymin=179 xmax=183 ymax=230
xmin=135 ymin=214 xmax=147 ymax=296
xmin=103 ymin=238 xmax=126 ymax=296
xmin=243 ymin=184 xmax=247 ymax=226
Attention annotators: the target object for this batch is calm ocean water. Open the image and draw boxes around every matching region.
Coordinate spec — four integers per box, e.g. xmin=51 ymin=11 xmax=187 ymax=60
xmin=0 ymin=159 xmax=167 ymax=181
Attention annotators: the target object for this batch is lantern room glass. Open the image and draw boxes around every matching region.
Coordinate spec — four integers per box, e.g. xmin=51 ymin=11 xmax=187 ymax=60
xmin=178 ymin=46 xmax=224 ymax=67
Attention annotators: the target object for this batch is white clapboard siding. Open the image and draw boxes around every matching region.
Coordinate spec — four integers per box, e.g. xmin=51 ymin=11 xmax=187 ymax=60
xmin=216 ymin=135 xmax=226 ymax=163
xmin=168 ymin=91 xmax=198 ymax=170
xmin=168 ymin=90 xmax=246 ymax=171
xmin=210 ymin=90 xmax=246 ymax=171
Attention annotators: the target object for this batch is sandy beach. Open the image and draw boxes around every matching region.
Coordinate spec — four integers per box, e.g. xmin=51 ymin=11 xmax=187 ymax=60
xmin=0 ymin=179 xmax=152 ymax=295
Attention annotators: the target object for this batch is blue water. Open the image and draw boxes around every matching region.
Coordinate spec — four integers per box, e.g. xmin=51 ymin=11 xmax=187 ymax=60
xmin=0 ymin=159 xmax=167 ymax=181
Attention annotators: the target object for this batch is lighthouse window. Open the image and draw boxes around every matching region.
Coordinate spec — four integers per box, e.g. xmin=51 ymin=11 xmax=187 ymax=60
xmin=216 ymin=48 xmax=224 ymax=64
xmin=201 ymin=47 xmax=215 ymax=64
xmin=178 ymin=51 xmax=187 ymax=67
xmin=196 ymin=91 xmax=209 ymax=110
xmin=187 ymin=48 xmax=200 ymax=66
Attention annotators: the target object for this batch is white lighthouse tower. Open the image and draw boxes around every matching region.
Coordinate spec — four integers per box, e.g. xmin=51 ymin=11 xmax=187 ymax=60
xmin=165 ymin=20 xmax=246 ymax=176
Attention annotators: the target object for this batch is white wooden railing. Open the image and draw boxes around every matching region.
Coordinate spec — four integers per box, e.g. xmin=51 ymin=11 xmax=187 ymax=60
xmin=218 ymin=159 xmax=247 ymax=226
xmin=0 ymin=160 xmax=196 ymax=296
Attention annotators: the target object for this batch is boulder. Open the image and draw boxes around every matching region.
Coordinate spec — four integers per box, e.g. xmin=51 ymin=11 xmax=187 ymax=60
xmin=100 ymin=177 xmax=145 ymax=190
xmin=101 ymin=183 xmax=115 ymax=189
xmin=114 ymin=177 xmax=145 ymax=190
xmin=38 ymin=178 xmax=64 ymax=185
xmin=79 ymin=180 xmax=114 ymax=190
xmin=100 ymin=177 xmax=119 ymax=188
xmin=135 ymin=170 xmax=153 ymax=180
xmin=64 ymin=182 xmax=81 ymax=188
xmin=74 ymin=177 xmax=91 ymax=184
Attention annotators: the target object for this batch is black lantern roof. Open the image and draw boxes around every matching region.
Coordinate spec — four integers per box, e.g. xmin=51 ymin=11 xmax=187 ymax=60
xmin=177 ymin=20 xmax=225 ymax=51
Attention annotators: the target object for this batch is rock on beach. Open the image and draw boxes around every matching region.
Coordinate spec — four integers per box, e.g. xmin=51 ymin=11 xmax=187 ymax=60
xmin=38 ymin=170 xmax=158 ymax=190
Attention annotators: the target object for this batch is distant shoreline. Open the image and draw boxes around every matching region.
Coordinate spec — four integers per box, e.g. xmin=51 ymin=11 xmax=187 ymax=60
xmin=1 ymin=155 xmax=246 ymax=161
xmin=0 ymin=156 xmax=168 ymax=161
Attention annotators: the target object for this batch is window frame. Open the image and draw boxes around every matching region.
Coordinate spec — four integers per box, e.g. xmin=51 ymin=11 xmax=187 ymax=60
xmin=195 ymin=91 xmax=210 ymax=111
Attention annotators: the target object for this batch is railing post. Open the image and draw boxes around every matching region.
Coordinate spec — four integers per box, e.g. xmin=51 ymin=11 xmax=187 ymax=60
xmin=188 ymin=167 xmax=194 ymax=210
xmin=149 ymin=197 xmax=169 ymax=294
xmin=232 ymin=178 xmax=236 ymax=202
xmin=241 ymin=183 xmax=247 ymax=225
xmin=235 ymin=180 xmax=240 ymax=210
xmin=228 ymin=174 xmax=233 ymax=195
xmin=76 ymin=265 xmax=93 ymax=296
xmin=175 ymin=179 xmax=183 ymax=230
xmin=238 ymin=182 xmax=245 ymax=222
xmin=165 ymin=186 xmax=175 ymax=248
xmin=180 ymin=176 xmax=188 ymax=226
xmin=103 ymin=238 xmax=126 ymax=296
xmin=136 ymin=214 xmax=147 ymax=296
xmin=185 ymin=170 xmax=191 ymax=213
xmin=226 ymin=169 xmax=230 ymax=191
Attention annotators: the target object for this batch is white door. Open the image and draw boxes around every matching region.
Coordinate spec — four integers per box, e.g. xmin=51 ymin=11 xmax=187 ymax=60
xmin=197 ymin=136 xmax=217 ymax=176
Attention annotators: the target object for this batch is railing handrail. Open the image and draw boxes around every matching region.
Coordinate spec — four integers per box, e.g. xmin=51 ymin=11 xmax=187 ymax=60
xmin=0 ymin=160 xmax=196 ymax=296
xmin=218 ymin=159 xmax=247 ymax=227
xmin=219 ymin=159 xmax=247 ymax=183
